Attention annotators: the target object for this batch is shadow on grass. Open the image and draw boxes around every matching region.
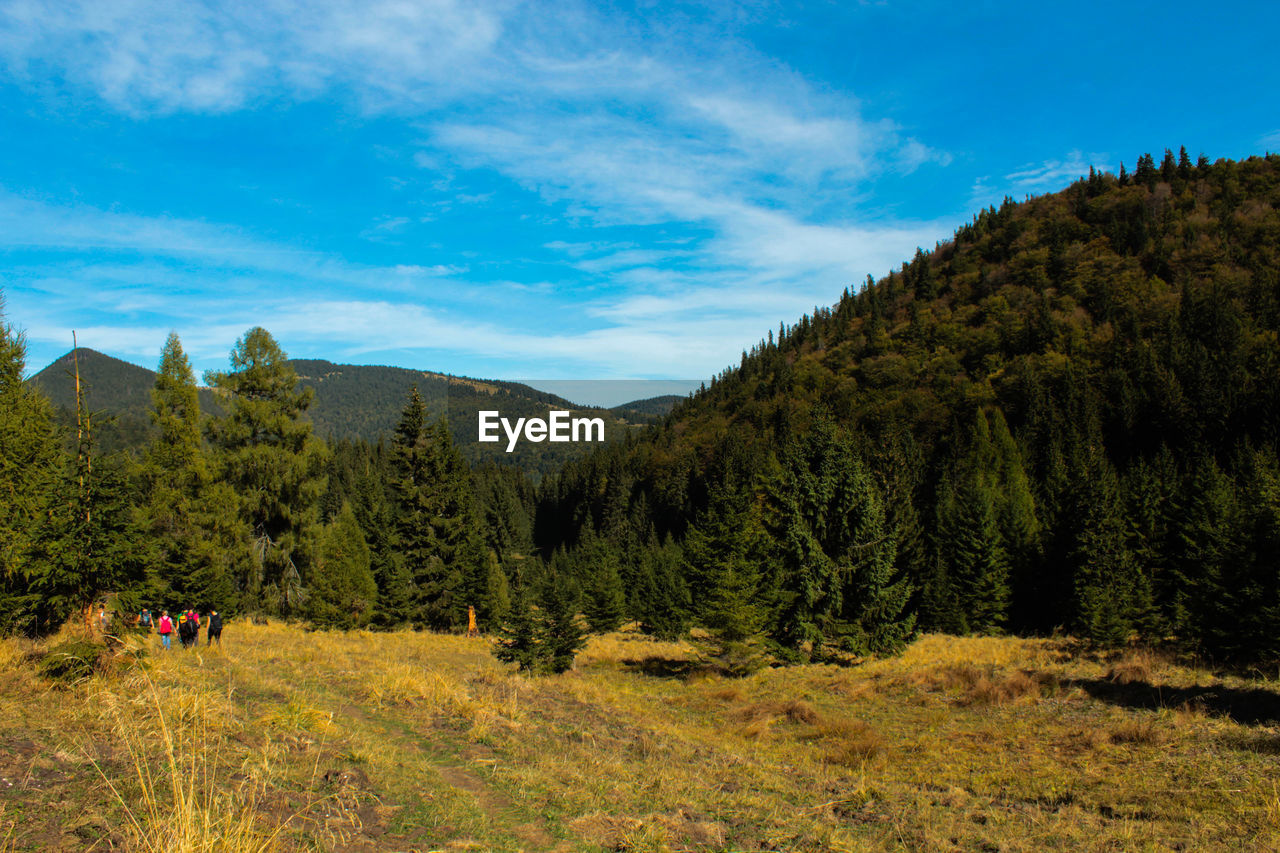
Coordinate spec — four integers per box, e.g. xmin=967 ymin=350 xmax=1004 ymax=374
xmin=1067 ymin=677 xmax=1280 ymax=725
xmin=621 ymin=656 xmax=720 ymax=680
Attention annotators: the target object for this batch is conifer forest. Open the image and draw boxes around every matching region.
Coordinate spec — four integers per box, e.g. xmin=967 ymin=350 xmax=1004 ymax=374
xmin=4 ymin=151 xmax=1280 ymax=671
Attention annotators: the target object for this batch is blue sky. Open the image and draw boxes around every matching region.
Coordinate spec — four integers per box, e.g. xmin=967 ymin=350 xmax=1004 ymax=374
xmin=2 ymin=0 xmax=1278 ymax=397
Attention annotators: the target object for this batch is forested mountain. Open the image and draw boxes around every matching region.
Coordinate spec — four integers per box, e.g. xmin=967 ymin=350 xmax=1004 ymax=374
xmin=5 ymin=151 xmax=1279 ymax=670
xmin=30 ymin=349 xmax=221 ymax=454
xmin=609 ymin=394 xmax=684 ymax=421
xmin=29 ymin=352 xmax=638 ymax=478
xmin=536 ymin=150 xmax=1280 ymax=664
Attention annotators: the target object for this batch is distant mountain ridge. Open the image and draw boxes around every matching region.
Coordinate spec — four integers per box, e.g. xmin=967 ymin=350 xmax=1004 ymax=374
xmin=27 ymin=349 xmax=669 ymax=476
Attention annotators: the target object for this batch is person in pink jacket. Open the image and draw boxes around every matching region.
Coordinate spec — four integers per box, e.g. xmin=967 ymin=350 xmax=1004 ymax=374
xmin=157 ymin=611 xmax=174 ymax=650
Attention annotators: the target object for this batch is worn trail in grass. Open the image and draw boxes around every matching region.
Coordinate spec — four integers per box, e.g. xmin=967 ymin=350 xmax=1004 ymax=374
xmin=3 ymin=625 xmax=1280 ymax=851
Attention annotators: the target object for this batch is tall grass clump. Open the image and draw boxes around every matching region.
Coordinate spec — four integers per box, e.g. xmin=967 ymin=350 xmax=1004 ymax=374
xmin=91 ymin=671 xmax=321 ymax=853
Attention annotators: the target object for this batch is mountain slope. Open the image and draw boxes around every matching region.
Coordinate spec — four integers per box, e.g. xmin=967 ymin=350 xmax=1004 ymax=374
xmin=28 ymin=351 xmax=638 ymax=477
xmin=539 ymin=151 xmax=1280 ymax=661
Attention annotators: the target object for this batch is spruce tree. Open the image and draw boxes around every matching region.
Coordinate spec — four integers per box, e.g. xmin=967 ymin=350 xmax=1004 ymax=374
xmin=137 ymin=333 xmax=238 ymax=613
xmin=633 ymin=541 xmax=690 ymax=640
xmin=763 ymin=415 xmax=914 ymax=657
xmin=482 ymin=549 xmax=511 ymax=632
xmin=307 ymin=503 xmax=377 ymax=630
xmin=1226 ymin=448 xmax=1280 ymax=661
xmin=1072 ymin=450 xmax=1151 ymax=646
xmin=493 ymin=582 xmax=540 ymax=671
xmin=936 ymin=472 xmax=1010 ymax=634
xmin=206 ymin=328 xmax=327 ymax=617
xmin=539 ymin=568 xmax=586 ymax=674
xmin=1172 ymin=456 xmax=1247 ymax=655
xmin=0 ymin=296 xmax=60 ymax=634
xmin=683 ymin=483 xmax=769 ymax=655
xmin=577 ymin=528 xmax=627 ymax=633
xmin=30 ymin=426 xmax=144 ymax=635
xmin=389 ymin=387 xmax=485 ymax=630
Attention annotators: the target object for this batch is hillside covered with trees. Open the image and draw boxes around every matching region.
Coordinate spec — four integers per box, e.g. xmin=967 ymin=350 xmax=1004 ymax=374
xmin=30 ymin=350 xmax=644 ymax=479
xmin=3 ymin=150 xmax=1279 ymax=671
xmin=536 ymin=150 xmax=1280 ymax=665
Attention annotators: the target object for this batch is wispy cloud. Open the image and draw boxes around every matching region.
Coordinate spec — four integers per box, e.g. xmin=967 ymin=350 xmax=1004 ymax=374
xmin=0 ymin=0 xmax=504 ymax=113
xmin=0 ymin=0 xmax=960 ymax=380
xmin=1004 ymin=150 xmax=1107 ymax=191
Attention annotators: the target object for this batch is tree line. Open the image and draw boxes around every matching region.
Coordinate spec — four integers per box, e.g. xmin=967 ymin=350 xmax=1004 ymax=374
xmin=532 ymin=150 xmax=1280 ymax=667
xmin=3 ymin=150 xmax=1279 ymax=671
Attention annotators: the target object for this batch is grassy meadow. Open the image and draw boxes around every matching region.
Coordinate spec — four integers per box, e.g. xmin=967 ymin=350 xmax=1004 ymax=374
xmin=1 ymin=623 xmax=1279 ymax=852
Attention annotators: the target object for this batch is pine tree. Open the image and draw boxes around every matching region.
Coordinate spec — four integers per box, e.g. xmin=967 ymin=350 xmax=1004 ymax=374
xmin=1135 ymin=152 xmax=1157 ymax=187
xmin=1172 ymin=456 xmax=1247 ymax=655
xmin=633 ymin=541 xmax=690 ymax=640
xmin=1225 ymin=448 xmax=1280 ymax=660
xmin=683 ymin=483 xmax=769 ymax=653
xmin=137 ymin=333 xmax=238 ymax=613
xmin=980 ymin=409 xmax=1042 ymax=631
xmin=493 ymin=582 xmax=540 ymax=671
xmin=492 ymin=567 xmax=585 ymax=674
xmin=1072 ymin=450 xmax=1151 ymax=646
xmin=764 ymin=415 xmax=914 ymax=657
xmin=482 ymin=549 xmax=511 ymax=632
xmin=871 ymin=432 xmax=929 ymax=623
xmin=0 ymin=296 xmax=61 ymax=634
xmin=936 ymin=472 xmax=1010 ymax=634
xmin=206 ymin=327 xmax=327 ymax=617
xmin=389 ymin=387 xmax=486 ymax=630
xmin=326 ymin=439 xmax=403 ymax=628
xmin=1124 ymin=446 xmax=1179 ymax=637
xmin=930 ymin=409 xmax=1038 ymax=635
xmin=577 ymin=528 xmax=626 ymax=633
xmin=540 ymin=568 xmax=586 ymax=673
xmin=307 ymin=503 xmax=377 ymax=630
xmin=30 ymin=433 xmax=144 ymax=635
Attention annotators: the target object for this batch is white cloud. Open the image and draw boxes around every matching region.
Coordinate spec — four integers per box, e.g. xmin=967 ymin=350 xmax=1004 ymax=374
xmin=0 ymin=0 xmax=503 ymax=113
xmin=1004 ymin=150 xmax=1109 ymax=191
xmin=0 ymin=0 xmax=962 ymax=380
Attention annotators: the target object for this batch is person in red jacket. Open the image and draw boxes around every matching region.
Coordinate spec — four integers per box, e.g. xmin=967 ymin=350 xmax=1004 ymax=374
xmin=157 ymin=611 xmax=173 ymax=650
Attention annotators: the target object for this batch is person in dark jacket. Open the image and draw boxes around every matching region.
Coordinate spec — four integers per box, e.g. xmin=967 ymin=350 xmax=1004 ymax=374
xmin=178 ymin=612 xmax=195 ymax=649
xmin=207 ymin=610 xmax=223 ymax=646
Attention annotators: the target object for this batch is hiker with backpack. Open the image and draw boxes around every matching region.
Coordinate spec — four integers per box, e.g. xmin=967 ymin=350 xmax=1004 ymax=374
xmin=178 ymin=612 xmax=194 ymax=649
xmin=207 ymin=610 xmax=223 ymax=646
xmin=157 ymin=611 xmax=173 ymax=650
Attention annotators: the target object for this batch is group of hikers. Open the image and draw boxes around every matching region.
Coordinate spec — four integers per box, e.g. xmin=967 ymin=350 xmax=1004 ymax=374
xmin=135 ymin=607 xmax=223 ymax=649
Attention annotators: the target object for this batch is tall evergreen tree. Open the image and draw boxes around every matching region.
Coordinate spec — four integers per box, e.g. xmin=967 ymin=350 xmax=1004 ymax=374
xmin=206 ymin=328 xmax=327 ymax=617
xmin=683 ymin=483 xmax=769 ymax=650
xmin=1072 ymin=449 xmax=1151 ymax=645
xmin=307 ymin=503 xmax=377 ymax=630
xmin=30 ymin=413 xmax=144 ymax=634
xmin=933 ymin=471 xmax=1010 ymax=634
xmin=632 ymin=540 xmax=690 ymax=640
xmin=1172 ymin=456 xmax=1247 ymax=655
xmin=137 ymin=333 xmax=238 ymax=612
xmin=577 ymin=527 xmax=627 ymax=633
xmin=389 ymin=387 xmax=485 ymax=630
xmin=1224 ymin=448 xmax=1280 ymax=661
xmin=0 ymin=296 xmax=62 ymax=634
xmin=763 ymin=415 xmax=914 ymax=657
xmin=482 ymin=549 xmax=512 ymax=633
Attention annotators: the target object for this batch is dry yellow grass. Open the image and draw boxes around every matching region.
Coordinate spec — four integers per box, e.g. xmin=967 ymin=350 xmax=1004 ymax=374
xmin=2 ymin=622 xmax=1280 ymax=851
